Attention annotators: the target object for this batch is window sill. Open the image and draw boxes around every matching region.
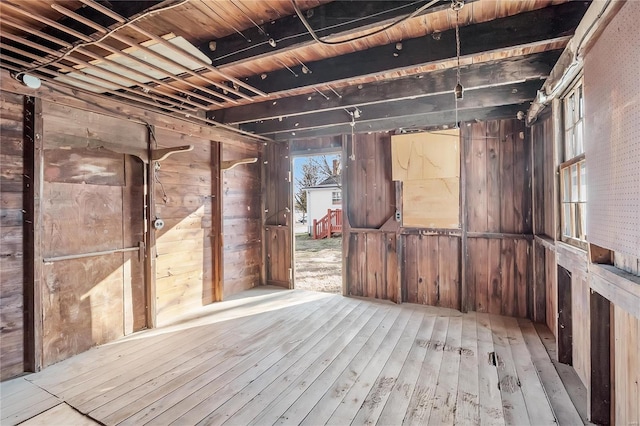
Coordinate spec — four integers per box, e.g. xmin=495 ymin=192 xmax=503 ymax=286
xmin=590 ymin=263 xmax=640 ymax=319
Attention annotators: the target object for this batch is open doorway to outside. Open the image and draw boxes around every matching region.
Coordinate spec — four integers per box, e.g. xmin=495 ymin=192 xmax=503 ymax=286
xmin=292 ymin=154 xmax=343 ymax=294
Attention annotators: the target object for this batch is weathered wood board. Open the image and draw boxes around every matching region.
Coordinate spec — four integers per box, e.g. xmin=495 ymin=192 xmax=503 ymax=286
xmin=0 ymin=91 xmax=24 ymax=380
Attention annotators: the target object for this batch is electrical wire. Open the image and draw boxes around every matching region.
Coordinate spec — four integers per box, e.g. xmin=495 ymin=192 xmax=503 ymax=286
xmin=290 ymin=0 xmax=441 ymax=46
xmin=214 ymin=0 xmax=428 ymax=61
xmin=200 ymin=1 xmax=251 ymax=42
xmin=454 ymin=3 xmax=461 ymax=128
xmin=229 ymin=0 xmax=268 ymax=37
xmin=13 ymin=0 xmax=191 ymax=80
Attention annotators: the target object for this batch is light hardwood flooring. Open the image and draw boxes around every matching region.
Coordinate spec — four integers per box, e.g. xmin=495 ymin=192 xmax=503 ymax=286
xmin=0 ymin=287 xmax=582 ymax=425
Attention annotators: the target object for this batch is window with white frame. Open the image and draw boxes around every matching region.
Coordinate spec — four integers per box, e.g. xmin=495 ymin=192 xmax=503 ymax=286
xmin=332 ymin=191 xmax=341 ymax=205
xmin=560 ymin=77 xmax=586 ymax=246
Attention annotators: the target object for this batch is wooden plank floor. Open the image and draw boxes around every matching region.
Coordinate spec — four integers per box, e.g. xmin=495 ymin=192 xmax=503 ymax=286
xmin=0 ymin=287 xmax=582 ymax=425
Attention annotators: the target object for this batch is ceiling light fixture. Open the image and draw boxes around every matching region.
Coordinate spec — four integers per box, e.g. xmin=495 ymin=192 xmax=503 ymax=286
xmin=452 ymin=0 xmax=464 ymax=101
xmin=451 ymin=0 xmax=464 ymax=128
xmin=16 ymin=73 xmax=42 ymax=89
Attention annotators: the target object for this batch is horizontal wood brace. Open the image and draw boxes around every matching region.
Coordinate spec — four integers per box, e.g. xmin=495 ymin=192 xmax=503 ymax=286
xmin=466 ymin=232 xmax=533 ymax=240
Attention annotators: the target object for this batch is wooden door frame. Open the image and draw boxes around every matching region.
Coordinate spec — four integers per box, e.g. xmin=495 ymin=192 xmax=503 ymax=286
xmin=24 ymin=96 xmax=43 ymax=372
xmin=212 ymin=141 xmax=223 ymax=301
xmin=289 ymin=144 xmax=343 ymax=291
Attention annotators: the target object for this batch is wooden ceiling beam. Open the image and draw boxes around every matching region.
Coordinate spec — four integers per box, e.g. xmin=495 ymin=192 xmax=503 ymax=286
xmin=213 ymin=50 xmax=560 ymax=124
xmin=246 ymin=80 xmax=540 ymax=135
xmin=269 ymin=104 xmax=525 ymax=141
xmin=198 ymin=0 xmax=461 ymax=67
xmin=231 ymin=2 xmax=588 ymax=96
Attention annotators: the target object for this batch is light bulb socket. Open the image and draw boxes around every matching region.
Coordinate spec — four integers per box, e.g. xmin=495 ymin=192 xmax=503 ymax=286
xmin=454 ymin=82 xmax=464 ymax=100
xmin=17 ymin=73 xmax=42 ymax=89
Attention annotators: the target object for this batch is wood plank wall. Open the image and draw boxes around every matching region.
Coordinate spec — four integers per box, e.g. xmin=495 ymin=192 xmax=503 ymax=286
xmin=0 ymin=76 xmax=266 ymax=378
xmin=263 ymin=142 xmax=292 ymax=288
xmin=613 ymin=305 xmax=640 ymax=426
xmin=154 ymin=130 xmax=219 ymax=325
xmin=39 ymin=102 xmax=148 ymax=367
xmin=343 ymin=133 xmax=398 ymax=302
xmin=403 ymin=235 xmax=459 ymax=308
xmin=463 ymin=120 xmax=532 ymax=318
xmin=0 ymin=91 xmax=25 ymax=380
xmin=529 ymin=8 xmax=640 ymax=417
xmin=531 ymin=111 xmax=558 ymax=332
xmin=222 ymin=140 xmax=262 ymax=295
xmin=290 ymin=136 xmax=342 ymax=156
xmin=338 ymin=120 xmax=534 ymax=314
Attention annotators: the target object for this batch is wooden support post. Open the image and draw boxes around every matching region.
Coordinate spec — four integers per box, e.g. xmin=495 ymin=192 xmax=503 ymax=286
xmin=212 ymin=141 xmax=223 ymax=302
xmin=145 ymin=126 xmax=157 ymax=328
xmin=395 ymin=181 xmax=403 ymax=303
xmin=589 ymin=290 xmax=612 ymax=425
xmin=341 ymin=133 xmax=350 ymax=296
xmin=260 ymin=142 xmax=267 ymax=286
xmin=327 ymin=209 xmax=332 ymax=237
xmin=23 ymin=96 xmax=43 ymax=372
xmin=460 ymin=125 xmax=468 ymax=312
xmin=313 ymin=219 xmax=318 ymax=239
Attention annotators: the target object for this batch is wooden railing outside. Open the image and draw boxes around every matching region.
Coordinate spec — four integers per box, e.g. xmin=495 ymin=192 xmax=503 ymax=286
xmin=313 ymin=209 xmax=342 ymax=239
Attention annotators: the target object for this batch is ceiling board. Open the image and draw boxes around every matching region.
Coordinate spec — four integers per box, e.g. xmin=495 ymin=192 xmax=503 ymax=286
xmin=0 ymin=0 xmax=590 ymax=139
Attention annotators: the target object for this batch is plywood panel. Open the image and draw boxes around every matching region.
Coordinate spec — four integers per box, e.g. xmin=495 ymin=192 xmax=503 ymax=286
xmin=393 ymin=130 xmax=460 ymax=229
xmin=391 ymin=130 xmax=459 ymax=181
xmin=403 ymin=178 xmax=460 ymax=228
xmin=0 ymin=91 xmax=24 ymax=380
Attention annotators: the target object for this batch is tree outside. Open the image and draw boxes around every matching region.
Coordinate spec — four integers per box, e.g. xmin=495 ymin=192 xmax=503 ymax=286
xmin=294 ymin=155 xmax=341 ymax=216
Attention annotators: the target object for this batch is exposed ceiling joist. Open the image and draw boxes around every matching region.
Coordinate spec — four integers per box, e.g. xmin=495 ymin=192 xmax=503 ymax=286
xmin=213 ymin=50 xmax=560 ymax=124
xmin=200 ymin=0 xmax=463 ymax=67
xmin=270 ymin=104 xmax=525 ymax=140
xmin=231 ymin=2 xmax=587 ymax=97
xmin=250 ymin=80 xmax=539 ymax=135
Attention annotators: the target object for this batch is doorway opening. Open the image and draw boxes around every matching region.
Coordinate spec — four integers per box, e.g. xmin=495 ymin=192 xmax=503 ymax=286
xmin=292 ymin=154 xmax=343 ymax=294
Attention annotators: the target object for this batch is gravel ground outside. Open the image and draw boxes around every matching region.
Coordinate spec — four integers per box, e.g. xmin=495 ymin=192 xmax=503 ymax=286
xmin=294 ymin=232 xmax=342 ymax=294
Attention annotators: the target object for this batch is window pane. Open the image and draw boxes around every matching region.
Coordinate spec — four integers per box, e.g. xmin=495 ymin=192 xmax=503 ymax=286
xmin=563 ymin=203 xmax=571 ymax=236
xmin=575 ymin=120 xmax=584 ymax=155
xmin=562 ymin=167 xmax=571 ymax=202
xmin=571 ymin=164 xmax=579 ymax=202
xmin=578 ymin=84 xmax=584 ymax=119
xmin=565 ymin=130 xmax=574 ymax=160
xmin=565 ymin=93 xmax=575 ymax=130
xmin=580 ymin=163 xmax=587 ymax=202
xmin=578 ymin=202 xmax=587 ymax=240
